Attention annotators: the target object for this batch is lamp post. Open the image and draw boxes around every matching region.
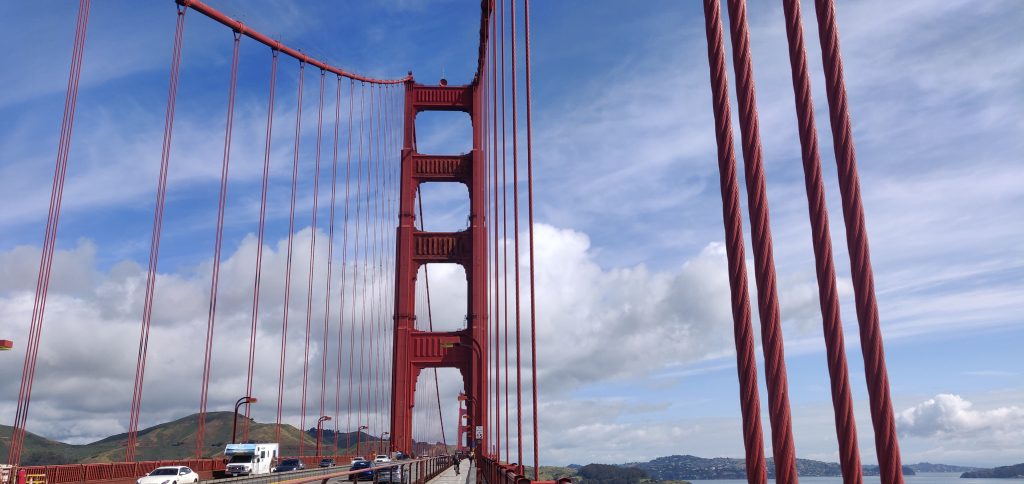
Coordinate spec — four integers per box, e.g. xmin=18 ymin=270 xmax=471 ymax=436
xmin=356 ymin=425 xmax=369 ymax=458
xmin=454 ymin=341 xmax=483 ymax=453
xmin=316 ymin=416 xmax=332 ymax=457
xmin=231 ymin=396 xmax=258 ymax=444
xmin=379 ymin=431 xmax=390 ymax=456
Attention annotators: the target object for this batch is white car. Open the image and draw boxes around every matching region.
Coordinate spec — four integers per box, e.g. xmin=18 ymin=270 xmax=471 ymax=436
xmin=373 ymin=455 xmax=390 ymax=463
xmin=137 ymin=466 xmax=199 ymax=484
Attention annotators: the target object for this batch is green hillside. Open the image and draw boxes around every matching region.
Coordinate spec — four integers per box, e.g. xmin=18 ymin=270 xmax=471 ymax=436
xmin=1 ymin=412 xmax=381 ymax=465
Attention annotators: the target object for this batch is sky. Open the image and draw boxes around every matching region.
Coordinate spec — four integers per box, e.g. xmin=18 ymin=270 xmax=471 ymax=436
xmin=1 ymin=0 xmax=1023 ymax=470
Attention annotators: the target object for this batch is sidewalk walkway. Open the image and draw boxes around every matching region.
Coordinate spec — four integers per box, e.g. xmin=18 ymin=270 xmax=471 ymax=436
xmin=426 ymin=459 xmax=475 ymax=484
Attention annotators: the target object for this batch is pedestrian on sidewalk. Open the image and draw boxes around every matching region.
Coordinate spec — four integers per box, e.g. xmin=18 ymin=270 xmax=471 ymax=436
xmin=452 ymin=454 xmax=461 ymax=475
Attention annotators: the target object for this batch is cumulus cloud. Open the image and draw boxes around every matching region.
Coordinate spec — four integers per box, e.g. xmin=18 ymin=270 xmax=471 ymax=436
xmin=897 ymin=394 xmax=1024 ymax=441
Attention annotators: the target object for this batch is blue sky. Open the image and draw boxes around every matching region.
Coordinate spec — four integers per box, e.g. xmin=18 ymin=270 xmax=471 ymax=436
xmin=1 ymin=0 xmax=1022 ymax=469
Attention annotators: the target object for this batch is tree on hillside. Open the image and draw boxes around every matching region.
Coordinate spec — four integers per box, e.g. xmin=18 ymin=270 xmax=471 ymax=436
xmin=577 ymin=464 xmax=647 ymax=484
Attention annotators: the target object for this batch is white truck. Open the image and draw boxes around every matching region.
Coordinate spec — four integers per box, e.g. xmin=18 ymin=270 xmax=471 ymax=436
xmin=224 ymin=443 xmax=279 ymax=477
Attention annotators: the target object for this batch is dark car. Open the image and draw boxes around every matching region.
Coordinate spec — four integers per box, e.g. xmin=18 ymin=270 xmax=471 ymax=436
xmin=319 ymin=458 xmax=336 ymax=468
xmin=274 ymin=458 xmax=305 ymax=472
xmin=348 ymin=460 xmax=374 ymax=481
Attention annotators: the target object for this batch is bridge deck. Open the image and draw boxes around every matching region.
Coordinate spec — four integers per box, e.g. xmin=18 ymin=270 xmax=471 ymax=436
xmin=427 ymin=460 xmax=471 ymax=484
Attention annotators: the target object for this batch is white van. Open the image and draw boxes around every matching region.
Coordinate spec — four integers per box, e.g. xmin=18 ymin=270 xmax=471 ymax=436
xmin=224 ymin=443 xmax=279 ymax=476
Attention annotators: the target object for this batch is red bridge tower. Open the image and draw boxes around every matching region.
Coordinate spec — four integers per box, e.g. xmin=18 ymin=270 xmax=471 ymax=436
xmin=390 ymin=76 xmax=489 ymax=455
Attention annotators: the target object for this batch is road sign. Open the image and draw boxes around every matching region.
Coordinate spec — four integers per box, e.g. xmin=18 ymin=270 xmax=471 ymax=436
xmin=475 ymin=426 xmax=483 ymax=438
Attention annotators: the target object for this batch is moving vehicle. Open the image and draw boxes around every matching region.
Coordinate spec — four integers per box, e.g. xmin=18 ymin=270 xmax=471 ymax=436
xmin=376 ymin=461 xmax=403 ymax=484
xmin=373 ymin=455 xmax=390 ymax=463
xmin=319 ymin=458 xmax=336 ymax=468
xmin=273 ymin=458 xmax=305 ymax=472
xmin=224 ymin=443 xmax=279 ymax=477
xmin=348 ymin=460 xmax=374 ymax=481
xmin=137 ymin=466 xmax=198 ymax=484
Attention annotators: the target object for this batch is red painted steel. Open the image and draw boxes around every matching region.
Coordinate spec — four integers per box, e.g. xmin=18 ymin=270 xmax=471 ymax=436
xmin=276 ymin=61 xmax=306 ymax=443
xmin=723 ymin=0 xmax=799 ymax=482
xmin=522 ymin=0 xmax=540 ymax=476
xmin=701 ymin=1 xmax=768 ymax=482
xmin=127 ymin=3 xmax=187 ymax=462
xmin=320 ymin=75 xmax=343 ymax=455
xmin=390 ymin=78 xmax=489 ymax=454
xmin=8 ymin=0 xmax=91 ymax=466
xmin=779 ymin=0 xmax=863 ymax=482
xmin=244 ymin=49 xmax=279 ymax=443
xmin=334 ymin=79 xmax=357 ymax=455
xmin=195 ymin=29 xmax=241 ymax=459
xmin=178 ymin=0 xmax=408 ymax=85
xmin=813 ymin=1 xmax=904 ymax=482
xmin=509 ymin=0 xmax=525 ymax=468
xmin=298 ymin=71 xmax=328 ymax=457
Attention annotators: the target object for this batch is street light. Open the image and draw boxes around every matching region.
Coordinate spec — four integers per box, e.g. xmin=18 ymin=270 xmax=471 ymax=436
xmin=231 ymin=396 xmax=258 ymax=444
xmin=316 ymin=416 xmax=332 ymax=457
xmin=379 ymin=431 xmax=390 ymax=456
xmin=356 ymin=425 xmax=369 ymax=458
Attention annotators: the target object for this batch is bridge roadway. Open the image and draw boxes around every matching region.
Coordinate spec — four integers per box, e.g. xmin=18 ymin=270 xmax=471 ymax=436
xmin=198 ymin=457 xmax=455 ymax=484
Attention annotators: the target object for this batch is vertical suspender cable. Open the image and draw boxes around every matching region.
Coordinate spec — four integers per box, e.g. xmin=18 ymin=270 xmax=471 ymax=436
xmin=334 ymin=79 xmax=356 ymax=455
xmin=277 ymin=61 xmax=306 ymax=444
xmin=245 ymin=48 xmax=279 ymax=443
xmin=813 ymin=2 xmax=903 ymax=482
xmin=364 ymin=83 xmax=378 ymax=441
xmin=509 ymin=0 xmax=525 ymax=468
xmin=300 ymin=70 xmax=327 ymax=457
xmin=724 ymin=1 xmax=798 ymax=482
xmin=522 ymin=0 xmax=540 ymax=476
xmin=321 ymin=74 xmax=343 ymax=456
xmin=355 ymin=82 xmax=370 ymax=444
xmin=779 ymin=1 xmax=862 ymax=482
xmin=499 ymin=0 xmax=511 ymax=461
xmin=700 ymin=1 xmax=767 ymax=482
xmin=417 ymin=188 xmax=448 ymax=450
xmin=8 ymin=0 xmax=91 ymax=466
xmin=126 ymin=4 xmax=186 ymax=461
xmin=348 ymin=82 xmax=367 ymax=452
xmin=196 ymin=29 xmax=242 ymax=458
xmin=489 ymin=4 xmax=502 ymax=462
xmin=361 ymin=84 xmax=378 ymax=439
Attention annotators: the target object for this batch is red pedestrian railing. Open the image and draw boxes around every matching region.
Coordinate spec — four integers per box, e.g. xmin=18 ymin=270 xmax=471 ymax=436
xmin=477 ymin=457 xmax=572 ymax=484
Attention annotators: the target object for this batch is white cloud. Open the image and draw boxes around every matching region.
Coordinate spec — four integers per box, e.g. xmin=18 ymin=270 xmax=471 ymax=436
xmin=897 ymin=394 xmax=1024 ymax=441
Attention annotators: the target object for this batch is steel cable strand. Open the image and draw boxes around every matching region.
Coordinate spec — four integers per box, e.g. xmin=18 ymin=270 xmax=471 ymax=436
xmin=347 ymin=83 xmax=368 ymax=454
xmin=127 ymin=4 xmax=186 ymax=461
xmin=276 ymin=61 xmax=306 ymax=443
xmin=366 ymin=84 xmax=383 ymax=439
xmin=489 ymin=6 xmax=503 ymax=461
xmin=779 ymin=1 xmax=862 ymax=481
xmin=522 ymin=0 xmax=540 ymax=476
xmin=701 ymin=1 xmax=767 ymax=482
xmin=334 ymin=79 xmax=355 ymax=455
xmin=509 ymin=0 xmax=525 ymax=468
xmin=320 ymin=75 xmax=343 ymax=453
xmin=196 ymin=30 xmax=242 ymax=458
xmin=723 ymin=0 xmax=799 ymax=482
xmin=298 ymin=71 xmax=327 ymax=457
xmin=812 ymin=1 xmax=903 ymax=482
xmin=358 ymin=79 xmax=375 ymax=450
xmin=244 ymin=48 xmax=279 ymax=443
xmin=9 ymin=0 xmax=91 ymax=465
xmin=498 ymin=0 xmax=512 ymax=461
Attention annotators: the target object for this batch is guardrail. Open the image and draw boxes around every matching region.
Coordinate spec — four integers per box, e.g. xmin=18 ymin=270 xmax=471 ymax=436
xmin=477 ymin=457 xmax=571 ymax=484
xmin=246 ymin=456 xmax=450 ymax=484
